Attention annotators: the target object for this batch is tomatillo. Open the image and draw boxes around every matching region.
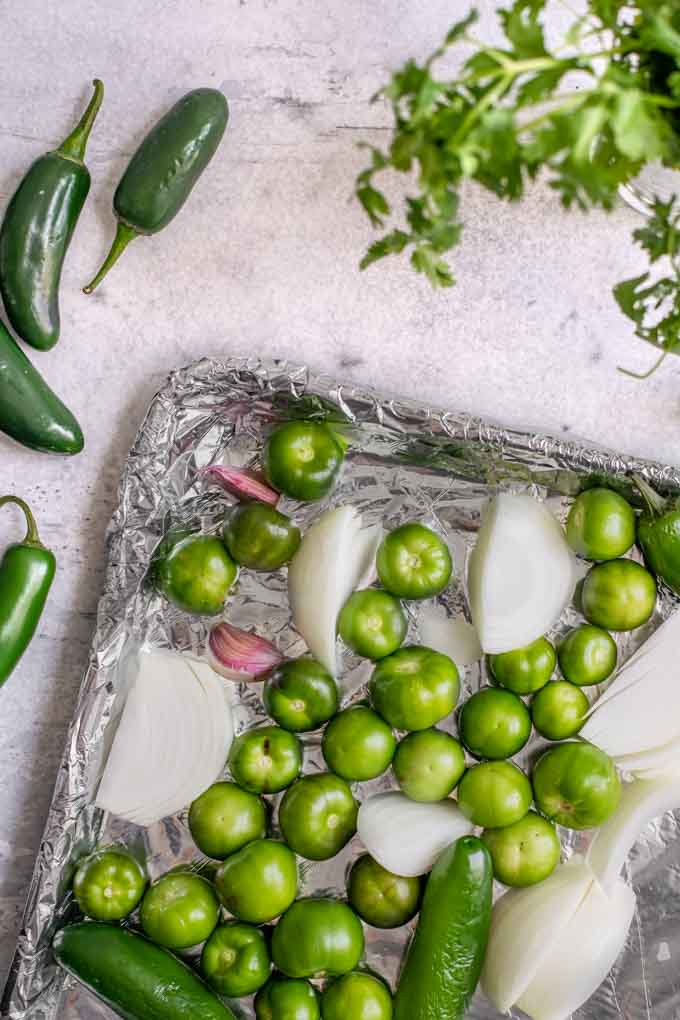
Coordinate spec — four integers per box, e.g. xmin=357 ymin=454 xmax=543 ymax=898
xmin=392 ymin=729 xmax=465 ymax=801
xmin=566 ymin=487 xmax=635 ymax=561
xmin=531 ymin=681 xmax=589 ymax=741
xmin=482 ymin=812 xmax=561 ymax=887
xmin=321 ymin=972 xmax=393 ymax=1020
xmin=459 ymin=687 xmax=531 ymax=760
xmin=223 ymin=503 xmax=301 ymax=571
xmin=272 ymin=898 xmax=365 ymax=978
xmin=457 ymin=761 xmax=532 ymax=829
xmin=215 ymin=839 xmax=298 ymax=923
xmin=262 ymin=421 xmax=345 ymax=502
xmin=488 ymin=637 xmax=555 ymax=695
xmin=264 ymin=657 xmax=339 ymax=732
xmin=557 ymin=623 xmax=617 ymax=686
xmin=581 ymin=559 xmax=656 ymax=631
xmin=188 ymin=781 xmax=267 ymax=859
xmin=532 ymin=742 xmax=621 ymax=829
xmin=201 ymin=922 xmax=271 ymax=997
xmin=322 ymin=705 xmax=396 ymax=781
xmin=370 ymin=646 xmax=459 ymax=731
xmin=279 ymin=773 xmax=358 ymax=861
xmin=347 ymin=855 xmax=422 ymax=928
xmin=152 ymin=532 xmax=238 ymax=615
xmin=229 ymin=725 xmax=302 ymax=794
xmin=255 ymin=976 xmax=321 ymax=1020
xmin=337 ymin=589 xmax=407 ymax=660
xmin=376 ymin=522 xmax=452 ymax=600
xmin=72 ymin=846 xmax=146 ymax=922
xmin=140 ymin=872 xmax=219 ymax=950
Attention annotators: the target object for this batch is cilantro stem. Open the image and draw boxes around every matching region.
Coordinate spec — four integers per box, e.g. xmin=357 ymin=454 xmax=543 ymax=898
xmin=519 ymin=92 xmax=591 ymax=135
xmin=619 ymin=351 xmax=669 ymax=380
xmin=450 ymin=76 xmax=513 ymax=145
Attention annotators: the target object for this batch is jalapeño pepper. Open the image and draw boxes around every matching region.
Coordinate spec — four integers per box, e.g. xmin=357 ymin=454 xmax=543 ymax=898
xmin=0 ymin=318 xmax=83 ymax=454
xmin=636 ymin=474 xmax=680 ymax=596
xmin=84 ymin=88 xmax=228 ymax=293
xmin=0 ymin=496 xmax=56 ymax=689
xmin=0 ymin=80 xmax=103 ymax=350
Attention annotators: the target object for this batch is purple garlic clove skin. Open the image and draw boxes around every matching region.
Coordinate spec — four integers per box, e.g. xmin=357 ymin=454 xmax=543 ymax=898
xmin=207 ymin=621 xmax=283 ymax=681
xmin=203 ymin=465 xmax=279 ymax=505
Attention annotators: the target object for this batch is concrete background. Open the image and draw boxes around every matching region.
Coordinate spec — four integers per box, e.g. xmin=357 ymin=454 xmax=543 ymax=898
xmin=2 ymin=0 xmax=679 ymax=976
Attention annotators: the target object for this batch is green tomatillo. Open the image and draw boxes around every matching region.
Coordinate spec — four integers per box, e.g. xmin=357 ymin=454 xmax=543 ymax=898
xmin=229 ymin=725 xmax=302 ymax=794
xmin=457 ymin=761 xmax=532 ymax=829
xmin=581 ymin=558 xmax=656 ymax=631
xmin=72 ymin=846 xmax=146 ymax=922
xmin=459 ymin=687 xmax=531 ymax=760
xmin=337 ymin=589 xmax=407 ymax=660
xmin=188 ymin=781 xmax=267 ymax=859
xmin=223 ymin=503 xmax=301 ymax=571
xmin=272 ymin=898 xmax=365 ymax=978
xmin=279 ymin=773 xmax=358 ymax=861
xmin=215 ymin=839 xmax=298 ymax=923
xmin=201 ymin=922 xmax=271 ymax=997
xmin=531 ymin=681 xmax=589 ymax=741
xmin=347 ymin=854 xmax=422 ymax=928
xmin=558 ymin=624 xmax=617 ymax=686
xmin=263 ymin=657 xmax=339 ymax=732
xmin=488 ymin=637 xmax=556 ymax=695
xmin=322 ymin=705 xmax=396 ymax=781
xmin=532 ymin=742 xmax=621 ymax=830
xmin=255 ymin=976 xmax=321 ymax=1020
xmin=482 ymin=811 xmax=561 ymax=887
xmin=566 ymin=487 xmax=636 ymax=561
xmin=321 ymin=972 xmax=393 ymax=1020
xmin=152 ymin=532 xmax=237 ymax=615
xmin=140 ymin=872 xmax=219 ymax=950
xmin=262 ymin=421 xmax=345 ymax=502
xmin=392 ymin=729 xmax=465 ymax=801
xmin=376 ymin=522 xmax=452 ymax=599
xmin=370 ymin=645 xmax=459 ymax=731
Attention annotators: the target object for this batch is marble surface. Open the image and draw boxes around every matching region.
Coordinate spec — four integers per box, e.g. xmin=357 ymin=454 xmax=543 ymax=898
xmin=1 ymin=0 xmax=680 ymax=981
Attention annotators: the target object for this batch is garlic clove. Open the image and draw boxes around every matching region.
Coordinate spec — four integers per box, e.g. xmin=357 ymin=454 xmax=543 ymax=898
xmin=203 ymin=465 xmax=279 ymax=505
xmin=207 ymin=622 xmax=283 ymax=681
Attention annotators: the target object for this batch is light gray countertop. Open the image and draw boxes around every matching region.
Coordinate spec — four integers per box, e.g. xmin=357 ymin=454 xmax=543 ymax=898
xmin=1 ymin=0 xmax=679 ymax=979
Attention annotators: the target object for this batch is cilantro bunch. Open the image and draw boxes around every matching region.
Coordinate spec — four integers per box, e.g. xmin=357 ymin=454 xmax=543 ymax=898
xmin=356 ymin=1 xmax=680 ymax=366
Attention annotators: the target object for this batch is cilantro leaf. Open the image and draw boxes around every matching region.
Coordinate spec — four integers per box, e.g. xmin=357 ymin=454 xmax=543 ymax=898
xmin=498 ymin=0 xmax=548 ymax=58
xmin=359 ymin=230 xmax=411 ymax=269
xmin=632 ymin=195 xmax=680 ymax=261
xmin=445 ymin=10 xmax=479 ymax=46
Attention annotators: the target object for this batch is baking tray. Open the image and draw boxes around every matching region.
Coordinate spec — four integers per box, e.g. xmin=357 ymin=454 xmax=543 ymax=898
xmin=4 ymin=355 xmax=680 ymax=1020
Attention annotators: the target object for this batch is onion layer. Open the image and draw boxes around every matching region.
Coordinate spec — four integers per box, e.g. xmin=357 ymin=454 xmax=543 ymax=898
xmin=582 ymin=611 xmax=680 ymax=772
xmin=356 ymin=791 xmax=473 ymax=877
xmin=587 ymin=774 xmax=680 ymax=892
xmin=467 ymin=494 xmax=575 ymax=654
xmin=288 ymin=506 xmax=381 ymax=676
xmin=482 ymin=856 xmax=635 ymax=1020
xmin=96 ymin=649 xmax=233 ymax=826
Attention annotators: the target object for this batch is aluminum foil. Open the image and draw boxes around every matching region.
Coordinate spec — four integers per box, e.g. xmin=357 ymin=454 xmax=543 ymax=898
xmin=4 ymin=355 xmax=680 ymax=1020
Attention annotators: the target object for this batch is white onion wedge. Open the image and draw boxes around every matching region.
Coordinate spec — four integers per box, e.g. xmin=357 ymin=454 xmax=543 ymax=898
xmin=587 ymin=775 xmax=680 ymax=892
xmin=288 ymin=506 xmax=382 ymax=676
xmin=419 ymin=606 xmax=482 ymax=667
xmin=356 ymin=792 xmax=473 ymax=877
xmin=481 ymin=856 xmax=593 ymax=1012
xmin=96 ymin=649 xmax=233 ymax=826
xmin=482 ymin=856 xmax=635 ymax=1020
xmin=582 ymin=612 xmax=680 ymax=769
xmin=467 ymin=493 xmax=575 ymax=654
xmin=515 ymin=876 xmax=635 ymax=1020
